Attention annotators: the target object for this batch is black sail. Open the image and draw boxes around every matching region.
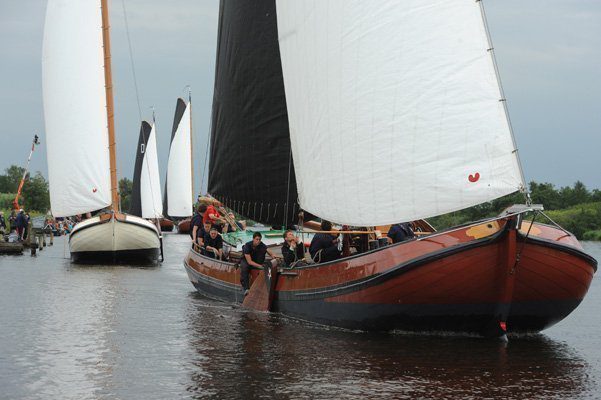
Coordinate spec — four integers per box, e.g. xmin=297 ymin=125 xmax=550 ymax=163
xmin=163 ymin=98 xmax=188 ymax=219
xmin=207 ymin=0 xmax=300 ymax=227
xmin=130 ymin=121 xmax=152 ymax=217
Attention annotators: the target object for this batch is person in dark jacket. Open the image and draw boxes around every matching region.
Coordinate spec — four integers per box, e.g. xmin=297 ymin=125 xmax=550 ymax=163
xmin=240 ymin=232 xmax=278 ymax=294
xmin=15 ymin=209 xmax=26 ymax=241
xmin=204 ymin=227 xmax=223 ymax=259
xmin=281 ymin=230 xmax=305 ymax=267
xmin=191 ymin=204 xmax=207 ymax=244
xmin=309 ymin=221 xmax=341 ymax=263
xmin=387 ymin=222 xmax=415 ymax=244
xmin=0 ymin=211 xmax=6 ymax=235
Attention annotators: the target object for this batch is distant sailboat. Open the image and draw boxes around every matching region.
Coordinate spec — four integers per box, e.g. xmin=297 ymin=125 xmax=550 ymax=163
xmin=42 ymin=0 xmax=160 ymax=264
xmin=184 ymin=0 xmax=596 ymax=337
xmin=163 ymin=95 xmax=194 ymax=234
xmin=130 ymin=121 xmax=163 ymax=218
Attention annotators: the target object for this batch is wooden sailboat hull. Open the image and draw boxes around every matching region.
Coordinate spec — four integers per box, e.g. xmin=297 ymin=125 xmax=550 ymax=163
xmin=177 ymin=218 xmax=191 ymax=234
xmin=159 ymin=218 xmax=174 ymax=232
xmin=183 ymin=217 xmax=596 ymax=336
xmin=70 ymin=213 xmax=160 ymax=264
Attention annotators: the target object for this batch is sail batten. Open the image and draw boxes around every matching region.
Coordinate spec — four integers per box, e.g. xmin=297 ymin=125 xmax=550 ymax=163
xmin=43 ymin=0 xmax=111 ymax=217
xmin=165 ymin=99 xmax=193 ymax=218
xmin=275 ymin=0 xmax=524 ymax=226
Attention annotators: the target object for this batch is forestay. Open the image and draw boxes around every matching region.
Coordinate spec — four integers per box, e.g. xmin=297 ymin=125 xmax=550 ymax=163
xmin=42 ymin=0 xmax=111 ymax=217
xmin=140 ymin=124 xmax=163 ymax=219
xmin=276 ymin=0 xmax=524 ymax=226
xmin=166 ymin=100 xmax=193 ymax=217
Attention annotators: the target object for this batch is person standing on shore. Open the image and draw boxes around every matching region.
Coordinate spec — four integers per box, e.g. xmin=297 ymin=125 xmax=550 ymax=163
xmin=0 ymin=211 xmax=6 ymax=237
xmin=15 ymin=209 xmax=26 ymax=240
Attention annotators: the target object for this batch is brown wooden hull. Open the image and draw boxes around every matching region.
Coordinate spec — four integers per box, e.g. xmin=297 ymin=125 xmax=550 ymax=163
xmin=177 ymin=218 xmax=191 ymax=234
xmin=184 ymin=217 xmax=596 ymax=336
xmin=159 ymin=218 xmax=174 ymax=232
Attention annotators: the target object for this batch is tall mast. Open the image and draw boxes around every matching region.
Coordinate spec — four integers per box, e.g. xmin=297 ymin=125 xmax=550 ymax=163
xmin=189 ymin=88 xmax=194 ymax=204
xmin=101 ymin=0 xmax=119 ymax=212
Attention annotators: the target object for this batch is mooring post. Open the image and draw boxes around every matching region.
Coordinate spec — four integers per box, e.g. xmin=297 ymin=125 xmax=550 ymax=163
xmin=30 ymin=237 xmax=37 ymax=256
xmin=49 ymin=231 xmax=53 ymax=246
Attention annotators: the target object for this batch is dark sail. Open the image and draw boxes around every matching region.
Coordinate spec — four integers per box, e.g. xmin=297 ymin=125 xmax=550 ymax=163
xmin=129 ymin=121 xmax=152 ymax=217
xmin=207 ymin=0 xmax=301 ymax=227
xmin=163 ymin=98 xmax=188 ymax=219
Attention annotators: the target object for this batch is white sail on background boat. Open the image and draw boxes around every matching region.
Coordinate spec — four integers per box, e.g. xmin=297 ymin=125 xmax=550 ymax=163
xmin=42 ymin=0 xmax=160 ymax=264
xmin=141 ymin=123 xmax=163 ymax=219
xmin=165 ymin=97 xmax=193 ymax=219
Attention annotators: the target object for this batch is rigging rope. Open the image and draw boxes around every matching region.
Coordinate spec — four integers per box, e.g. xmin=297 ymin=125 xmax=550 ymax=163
xmin=122 ymin=0 xmax=161 ymax=220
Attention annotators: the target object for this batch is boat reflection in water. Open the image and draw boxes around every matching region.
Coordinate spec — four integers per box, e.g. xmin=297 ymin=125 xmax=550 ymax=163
xmin=184 ymin=298 xmax=592 ymax=399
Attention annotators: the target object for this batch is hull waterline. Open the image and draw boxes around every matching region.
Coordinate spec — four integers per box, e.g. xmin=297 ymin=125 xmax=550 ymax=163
xmin=183 ymin=215 xmax=596 ymax=337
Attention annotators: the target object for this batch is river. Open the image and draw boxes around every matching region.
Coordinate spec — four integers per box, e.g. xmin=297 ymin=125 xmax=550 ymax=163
xmin=1 ymin=234 xmax=599 ymax=399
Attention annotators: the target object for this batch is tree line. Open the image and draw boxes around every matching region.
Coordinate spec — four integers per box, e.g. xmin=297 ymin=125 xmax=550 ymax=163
xmin=1 ymin=164 xmax=600 ymax=239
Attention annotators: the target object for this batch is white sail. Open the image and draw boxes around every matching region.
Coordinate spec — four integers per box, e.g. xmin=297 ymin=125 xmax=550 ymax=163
xmin=140 ymin=123 xmax=163 ymax=219
xmin=276 ymin=0 xmax=524 ymax=226
xmin=42 ymin=0 xmax=111 ymax=218
xmin=166 ymin=101 xmax=193 ymax=217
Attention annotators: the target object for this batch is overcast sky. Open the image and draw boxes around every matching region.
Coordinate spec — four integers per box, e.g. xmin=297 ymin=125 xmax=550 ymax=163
xmin=0 ymin=0 xmax=600 ymax=194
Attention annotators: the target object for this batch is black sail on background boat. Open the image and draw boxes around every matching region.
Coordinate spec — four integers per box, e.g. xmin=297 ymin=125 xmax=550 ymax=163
xmin=184 ymin=0 xmax=596 ymax=337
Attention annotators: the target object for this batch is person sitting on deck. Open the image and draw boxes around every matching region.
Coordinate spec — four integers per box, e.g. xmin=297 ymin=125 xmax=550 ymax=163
xmin=191 ymin=204 xmax=207 ymax=244
xmin=387 ymin=222 xmax=415 ymax=244
xmin=240 ymin=232 xmax=278 ymax=295
xmin=281 ymin=230 xmax=305 ymax=268
xmin=204 ymin=226 xmax=224 ymax=259
xmin=309 ymin=221 xmax=342 ymax=263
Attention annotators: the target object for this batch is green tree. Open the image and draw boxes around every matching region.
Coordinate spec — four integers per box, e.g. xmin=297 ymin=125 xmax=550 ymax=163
xmin=529 ymin=181 xmax=561 ymax=209
xmin=21 ymin=172 xmax=50 ymax=212
xmin=119 ymin=177 xmax=133 ymax=212
xmin=0 ymin=165 xmax=26 ymax=193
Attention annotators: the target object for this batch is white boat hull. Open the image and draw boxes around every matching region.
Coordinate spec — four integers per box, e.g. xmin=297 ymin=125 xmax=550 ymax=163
xmin=69 ymin=213 xmax=161 ymax=264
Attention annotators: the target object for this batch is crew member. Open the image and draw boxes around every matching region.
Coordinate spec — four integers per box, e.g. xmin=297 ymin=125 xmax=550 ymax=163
xmin=387 ymin=222 xmax=415 ymax=244
xmin=281 ymin=230 xmax=305 ymax=267
xmin=240 ymin=232 xmax=278 ymax=295
xmin=309 ymin=221 xmax=342 ymax=263
xmin=204 ymin=227 xmax=224 ymax=259
xmin=203 ymin=202 xmax=225 ymax=231
xmin=191 ymin=204 xmax=207 ymax=244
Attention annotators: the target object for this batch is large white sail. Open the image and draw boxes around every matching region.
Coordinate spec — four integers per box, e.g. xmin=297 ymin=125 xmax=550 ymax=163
xmin=140 ymin=123 xmax=163 ymax=219
xmin=42 ymin=0 xmax=111 ymax=218
xmin=166 ymin=100 xmax=193 ymax=217
xmin=276 ymin=0 xmax=524 ymax=226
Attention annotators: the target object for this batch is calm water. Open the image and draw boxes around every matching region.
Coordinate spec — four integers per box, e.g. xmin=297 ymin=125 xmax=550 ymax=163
xmin=1 ymin=235 xmax=600 ymax=399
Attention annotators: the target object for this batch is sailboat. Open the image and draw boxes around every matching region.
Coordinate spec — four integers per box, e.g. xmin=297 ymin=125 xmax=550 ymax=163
xmin=163 ymin=95 xmax=194 ymax=234
xmin=130 ymin=121 xmax=163 ymax=217
xmin=184 ymin=0 xmax=596 ymax=337
xmin=43 ymin=0 xmax=161 ymax=264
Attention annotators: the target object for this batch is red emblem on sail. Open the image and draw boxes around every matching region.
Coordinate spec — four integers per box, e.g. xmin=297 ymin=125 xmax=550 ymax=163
xmin=468 ymin=173 xmax=480 ymax=183
xmin=92 ymin=188 xmax=97 ymax=193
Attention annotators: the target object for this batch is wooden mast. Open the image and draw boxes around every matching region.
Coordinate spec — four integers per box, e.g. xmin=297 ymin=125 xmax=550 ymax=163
xmin=101 ymin=0 xmax=119 ymax=212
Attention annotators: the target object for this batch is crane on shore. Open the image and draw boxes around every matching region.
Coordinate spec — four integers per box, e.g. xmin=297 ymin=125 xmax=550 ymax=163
xmin=13 ymin=134 xmax=41 ymax=210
